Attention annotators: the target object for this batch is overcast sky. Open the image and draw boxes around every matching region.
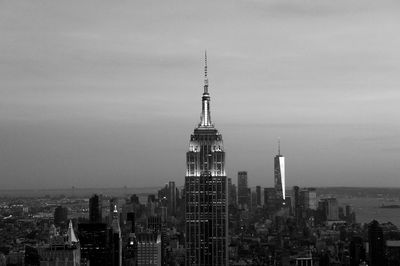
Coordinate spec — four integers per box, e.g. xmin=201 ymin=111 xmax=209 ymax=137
xmin=1 ymin=0 xmax=400 ymax=189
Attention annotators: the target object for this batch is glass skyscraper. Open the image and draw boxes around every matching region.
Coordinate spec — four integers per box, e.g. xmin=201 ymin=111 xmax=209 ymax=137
xmin=185 ymin=53 xmax=228 ymax=266
xmin=274 ymin=140 xmax=286 ymax=202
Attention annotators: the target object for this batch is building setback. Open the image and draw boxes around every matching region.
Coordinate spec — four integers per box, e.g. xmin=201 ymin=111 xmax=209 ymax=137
xmin=185 ymin=53 xmax=228 ymax=266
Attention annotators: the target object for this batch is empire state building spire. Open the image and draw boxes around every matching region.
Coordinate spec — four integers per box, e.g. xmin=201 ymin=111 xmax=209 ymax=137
xmin=199 ymin=51 xmax=213 ymax=127
xmin=186 ymin=54 xmax=227 ymax=265
xmin=204 ymin=51 xmax=208 ymax=94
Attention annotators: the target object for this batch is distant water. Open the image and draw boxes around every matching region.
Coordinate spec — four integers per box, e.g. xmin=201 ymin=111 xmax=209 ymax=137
xmin=0 ymin=187 xmax=161 ymax=199
xmin=338 ymin=197 xmax=400 ymax=228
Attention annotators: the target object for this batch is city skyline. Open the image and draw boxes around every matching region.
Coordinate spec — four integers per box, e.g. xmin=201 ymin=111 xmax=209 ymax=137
xmin=1 ymin=0 xmax=400 ymax=189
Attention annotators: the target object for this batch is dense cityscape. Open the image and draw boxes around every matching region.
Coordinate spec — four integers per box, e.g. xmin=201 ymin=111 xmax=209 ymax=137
xmin=0 ymin=57 xmax=399 ymax=266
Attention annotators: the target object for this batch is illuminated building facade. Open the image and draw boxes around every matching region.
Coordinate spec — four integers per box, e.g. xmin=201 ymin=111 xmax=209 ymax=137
xmin=137 ymin=233 xmax=162 ymax=266
xmin=274 ymin=140 xmax=286 ymax=202
xmin=185 ymin=53 xmax=228 ymax=266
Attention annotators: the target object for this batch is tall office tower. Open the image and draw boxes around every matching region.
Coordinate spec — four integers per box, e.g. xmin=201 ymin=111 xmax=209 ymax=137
xmin=237 ymin=171 xmax=249 ymax=209
xmin=147 ymin=216 xmax=167 ymax=266
xmin=386 ymin=241 xmax=400 ymax=266
xmin=147 ymin=216 xmax=162 ymax=232
xmin=54 ymin=206 xmax=68 ymax=227
xmin=89 ymin=194 xmax=102 ymax=223
xmin=125 ymin=213 xmax=137 ymax=265
xmin=293 ymin=186 xmax=300 ymax=218
xmin=125 ymin=233 xmax=137 ymax=266
xmin=300 ymin=188 xmax=317 ymax=210
xmin=247 ymin=188 xmax=252 ymax=209
xmin=159 ymin=195 xmax=168 ymax=223
xmin=160 ymin=206 xmax=168 ymax=223
xmin=349 ymin=236 xmax=366 ymax=266
xmin=368 ymin=220 xmax=386 ymax=266
xmin=306 ymin=188 xmax=317 ymax=210
xmin=284 ymin=196 xmax=292 ymax=212
xmin=131 ymin=194 xmax=140 ymax=205
xmin=227 ymin=178 xmax=237 ymax=207
xmin=158 ymin=184 xmax=168 ymax=200
xmin=264 ymin=187 xmax=277 ymax=211
xmin=111 ymin=205 xmax=122 ymax=266
xmin=251 ymin=191 xmax=257 ymax=211
xmin=109 ymin=197 xmax=118 ymax=224
xmin=176 ymin=187 xmax=180 ymax=206
xmin=147 ymin=195 xmax=156 ymax=217
xmin=256 ymin=186 xmax=261 ymax=207
xmin=137 ymin=233 xmax=162 ymax=266
xmin=168 ymin=181 xmax=177 ymax=216
xmin=185 ymin=53 xmax=228 ymax=266
xmin=127 ymin=212 xmax=135 ymax=233
xmin=319 ymin=198 xmax=339 ymax=221
xmin=368 ymin=220 xmax=385 ymax=266
xmin=79 ymin=223 xmax=113 ymax=265
xmin=274 ymin=140 xmax=286 ymax=202
xmin=345 ymin=205 xmax=351 ymax=218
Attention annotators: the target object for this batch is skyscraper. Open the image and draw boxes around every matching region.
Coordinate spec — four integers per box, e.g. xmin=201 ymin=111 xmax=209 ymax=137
xmin=349 ymin=236 xmax=366 ymax=266
xmin=300 ymin=188 xmax=317 ymax=210
xmin=237 ymin=171 xmax=249 ymax=209
xmin=89 ymin=194 xmax=102 ymax=223
xmin=319 ymin=197 xmax=339 ymax=221
xmin=292 ymin=186 xmax=301 ymax=223
xmin=137 ymin=233 xmax=162 ymax=266
xmin=368 ymin=220 xmax=385 ymax=266
xmin=111 ymin=205 xmax=122 ymax=266
xmin=274 ymin=140 xmax=286 ymax=203
xmin=79 ymin=223 xmax=113 ymax=266
xmin=251 ymin=190 xmax=257 ymax=211
xmin=264 ymin=187 xmax=277 ymax=211
xmin=227 ymin=178 xmax=237 ymax=207
xmin=185 ymin=53 xmax=228 ymax=266
xmin=168 ymin=181 xmax=177 ymax=216
xmin=256 ymin=186 xmax=261 ymax=207
xmin=54 ymin=206 xmax=68 ymax=227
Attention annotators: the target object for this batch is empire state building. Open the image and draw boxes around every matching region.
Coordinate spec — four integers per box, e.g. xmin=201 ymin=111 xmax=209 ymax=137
xmin=185 ymin=53 xmax=228 ymax=266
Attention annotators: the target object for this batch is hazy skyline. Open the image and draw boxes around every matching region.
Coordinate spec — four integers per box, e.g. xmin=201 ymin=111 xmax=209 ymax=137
xmin=1 ymin=0 xmax=400 ymax=189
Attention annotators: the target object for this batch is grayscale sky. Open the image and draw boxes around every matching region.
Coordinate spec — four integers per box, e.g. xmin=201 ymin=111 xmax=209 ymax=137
xmin=1 ymin=0 xmax=400 ymax=189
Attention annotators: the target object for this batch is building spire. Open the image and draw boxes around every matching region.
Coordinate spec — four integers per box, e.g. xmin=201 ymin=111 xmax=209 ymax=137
xmin=199 ymin=51 xmax=212 ymax=127
xmin=204 ymin=50 xmax=208 ymax=93
xmin=278 ymin=138 xmax=281 ymax=155
xmin=67 ymin=220 xmax=78 ymax=245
